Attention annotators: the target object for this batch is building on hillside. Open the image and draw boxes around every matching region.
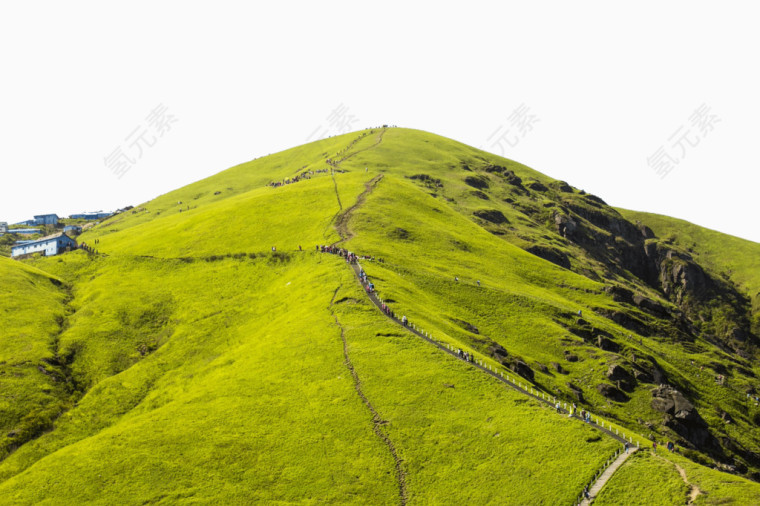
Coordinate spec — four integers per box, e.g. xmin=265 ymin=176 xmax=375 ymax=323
xmin=34 ymin=214 xmax=59 ymax=226
xmin=0 ymin=222 xmax=7 ymax=233
xmin=69 ymin=211 xmax=112 ymax=220
xmin=10 ymin=228 xmax=42 ymax=235
xmin=11 ymin=233 xmax=77 ymax=258
xmin=63 ymin=225 xmax=83 ymax=235
xmin=14 ymin=219 xmax=36 ymax=226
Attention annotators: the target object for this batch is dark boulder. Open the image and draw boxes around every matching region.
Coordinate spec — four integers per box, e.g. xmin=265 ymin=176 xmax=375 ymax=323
xmin=526 ymin=180 xmax=548 ymax=192
xmin=488 ymin=343 xmax=508 ymax=359
xmin=603 ymin=285 xmax=634 ymax=304
xmin=511 ymin=361 xmax=534 ymax=381
xmin=607 ymin=364 xmax=636 ymax=391
xmin=584 ymin=194 xmax=607 ymax=206
xmin=474 ymin=209 xmax=509 ymax=224
xmin=464 ymin=175 xmax=490 ymax=190
xmin=554 ymin=213 xmax=577 ymax=239
xmin=597 ymin=335 xmax=620 ymax=352
xmin=651 ymin=385 xmax=697 ymax=422
xmin=564 ymin=351 xmax=579 ymax=362
xmin=567 ymin=382 xmax=585 ymax=402
xmin=597 ymin=383 xmax=628 ymax=402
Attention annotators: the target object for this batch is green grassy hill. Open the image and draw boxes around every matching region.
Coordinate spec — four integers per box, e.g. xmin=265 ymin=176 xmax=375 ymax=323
xmin=2 ymin=127 xmax=759 ymax=504
xmin=618 ymin=208 xmax=760 ymax=316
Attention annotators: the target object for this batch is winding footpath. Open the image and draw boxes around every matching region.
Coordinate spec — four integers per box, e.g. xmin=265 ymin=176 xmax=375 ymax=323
xmin=325 ymin=131 xmax=642 ymax=505
xmin=330 ymin=288 xmax=408 ymax=505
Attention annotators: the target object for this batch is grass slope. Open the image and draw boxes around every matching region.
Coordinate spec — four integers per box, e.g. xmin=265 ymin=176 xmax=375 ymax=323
xmin=0 ymin=257 xmax=72 ymax=461
xmin=2 ymin=127 xmax=758 ymax=503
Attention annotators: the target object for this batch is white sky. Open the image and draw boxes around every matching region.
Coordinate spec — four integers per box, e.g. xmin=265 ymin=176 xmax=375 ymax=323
xmin=1 ymin=1 xmax=758 ymax=243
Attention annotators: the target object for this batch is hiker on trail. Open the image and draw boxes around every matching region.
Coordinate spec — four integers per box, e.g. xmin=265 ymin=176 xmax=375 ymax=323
xmin=402 ymin=315 xmax=408 ymax=326
xmin=667 ymin=441 xmax=674 ymax=452
xmin=455 ymin=276 xmax=459 ymax=282
xmin=583 ymin=487 xmax=590 ymax=500
xmin=272 ymin=246 xmax=276 ymax=252
xmin=477 ymin=280 xmax=480 ymax=286
xmin=555 ymin=402 xmax=561 ymax=413
xmin=625 ymin=442 xmax=630 ymax=453
xmin=577 ymin=309 xmax=582 ymax=317
xmin=298 ymin=245 xmax=302 ymax=251
xmin=652 ymin=441 xmax=658 ymax=452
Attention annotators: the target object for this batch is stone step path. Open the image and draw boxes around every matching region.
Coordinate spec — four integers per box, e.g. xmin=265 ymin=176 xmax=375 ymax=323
xmin=580 ymin=448 xmax=637 ymax=505
xmin=345 ymin=257 xmax=635 ymax=446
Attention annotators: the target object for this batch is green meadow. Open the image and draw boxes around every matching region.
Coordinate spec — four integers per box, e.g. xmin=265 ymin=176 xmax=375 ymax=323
xmin=1 ymin=127 xmax=759 ymax=503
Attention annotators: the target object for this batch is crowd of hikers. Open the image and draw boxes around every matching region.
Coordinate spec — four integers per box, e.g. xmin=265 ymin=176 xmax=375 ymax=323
xmin=268 ymin=170 xmax=314 ymax=188
xmin=317 ymin=244 xmax=382 ymax=263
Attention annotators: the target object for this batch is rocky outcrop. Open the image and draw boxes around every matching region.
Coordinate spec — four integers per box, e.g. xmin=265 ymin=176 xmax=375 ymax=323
xmin=474 ymin=209 xmax=508 ymax=224
xmin=651 ymin=385 xmax=720 ymax=453
xmin=597 ymin=383 xmax=628 ymax=402
xmin=483 ymin=165 xmax=523 ymax=187
xmin=511 ymin=361 xmax=534 ymax=381
xmin=525 ymin=245 xmax=571 ymax=269
xmin=554 ymin=213 xmax=577 ymax=239
xmin=526 ymin=180 xmax=548 ymax=192
xmin=607 ymin=364 xmax=636 ymax=391
xmin=567 ymin=382 xmax=584 ymax=402
xmin=464 ymin=175 xmax=490 ymax=190
xmin=597 ymin=335 xmax=620 ymax=352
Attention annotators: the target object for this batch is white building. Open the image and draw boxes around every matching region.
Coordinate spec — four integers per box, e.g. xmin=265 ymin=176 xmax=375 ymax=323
xmin=0 ymin=222 xmax=7 ymax=233
xmin=11 ymin=233 xmax=77 ymax=258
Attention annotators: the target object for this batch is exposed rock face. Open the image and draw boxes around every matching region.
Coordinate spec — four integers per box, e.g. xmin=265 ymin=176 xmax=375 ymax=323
xmin=607 ymin=364 xmax=636 ymax=391
xmin=554 ymin=213 xmax=577 ymax=239
xmin=526 ymin=180 xmax=548 ymax=192
xmin=651 ymin=385 xmax=696 ymax=421
xmin=488 ymin=343 xmax=508 ymax=359
xmin=511 ymin=361 xmax=534 ymax=381
xmin=567 ymin=382 xmax=584 ymax=402
xmin=474 ymin=209 xmax=509 ymax=224
xmin=483 ymin=165 xmax=523 ymax=186
xmin=632 ymin=294 xmax=668 ymax=317
xmin=464 ymin=175 xmax=490 ymax=190
xmin=597 ymin=335 xmax=620 ymax=352
xmin=597 ymin=383 xmax=628 ymax=402
xmin=526 ymin=245 xmax=571 ymax=269
xmin=451 ymin=318 xmax=479 ymax=335
xmin=651 ymin=385 xmax=720 ymax=453
xmin=603 ymin=285 xmax=634 ymax=304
